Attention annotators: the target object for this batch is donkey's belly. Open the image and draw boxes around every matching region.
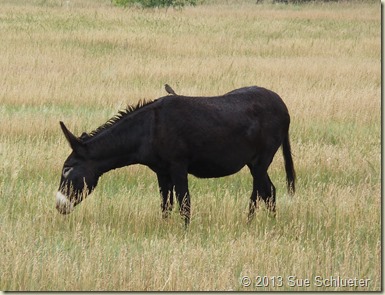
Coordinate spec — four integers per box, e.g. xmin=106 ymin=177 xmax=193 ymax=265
xmin=186 ymin=140 xmax=257 ymax=178
xmin=188 ymin=159 xmax=246 ymax=178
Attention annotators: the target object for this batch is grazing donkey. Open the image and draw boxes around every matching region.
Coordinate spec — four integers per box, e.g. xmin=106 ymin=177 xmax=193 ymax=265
xmin=56 ymin=86 xmax=295 ymax=226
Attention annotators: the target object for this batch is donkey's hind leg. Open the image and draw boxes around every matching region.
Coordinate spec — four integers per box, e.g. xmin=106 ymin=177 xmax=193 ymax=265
xmin=247 ymin=158 xmax=276 ymax=221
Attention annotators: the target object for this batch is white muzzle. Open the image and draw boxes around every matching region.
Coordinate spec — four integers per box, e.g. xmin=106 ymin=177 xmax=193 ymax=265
xmin=56 ymin=191 xmax=74 ymax=214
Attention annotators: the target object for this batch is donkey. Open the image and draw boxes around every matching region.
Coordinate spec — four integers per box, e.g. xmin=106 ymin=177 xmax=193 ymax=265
xmin=56 ymin=86 xmax=295 ymax=226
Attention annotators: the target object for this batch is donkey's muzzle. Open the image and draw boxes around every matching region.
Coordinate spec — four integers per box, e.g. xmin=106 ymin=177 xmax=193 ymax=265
xmin=56 ymin=191 xmax=74 ymax=214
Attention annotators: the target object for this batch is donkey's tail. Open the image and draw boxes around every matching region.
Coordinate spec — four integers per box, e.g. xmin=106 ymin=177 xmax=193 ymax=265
xmin=282 ymin=133 xmax=296 ymax=195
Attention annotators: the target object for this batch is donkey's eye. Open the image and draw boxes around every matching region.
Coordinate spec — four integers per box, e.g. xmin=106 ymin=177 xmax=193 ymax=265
xmin=63 ymin=167 xmax=73 ymax=178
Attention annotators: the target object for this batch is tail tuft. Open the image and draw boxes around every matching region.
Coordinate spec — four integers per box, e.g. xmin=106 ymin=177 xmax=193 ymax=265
xmin=282 ymin=133 xmax=296 ymax=195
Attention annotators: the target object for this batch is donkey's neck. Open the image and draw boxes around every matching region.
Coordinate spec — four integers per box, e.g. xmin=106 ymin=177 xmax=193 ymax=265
xmin=86 ymin=109 xmax=153 ymax=176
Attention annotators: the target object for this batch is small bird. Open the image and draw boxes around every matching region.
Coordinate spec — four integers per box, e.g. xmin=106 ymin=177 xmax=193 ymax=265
xmin=164 ymin=84 xmax=177 ymax=95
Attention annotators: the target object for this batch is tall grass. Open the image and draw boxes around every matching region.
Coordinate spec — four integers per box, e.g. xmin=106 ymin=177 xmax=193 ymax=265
xmin=0 ymin=0 xmax=380 ymax=291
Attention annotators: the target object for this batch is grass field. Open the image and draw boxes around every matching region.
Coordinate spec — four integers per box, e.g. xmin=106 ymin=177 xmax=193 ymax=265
xmin=0 ymin=0 xmax=381 ymax=291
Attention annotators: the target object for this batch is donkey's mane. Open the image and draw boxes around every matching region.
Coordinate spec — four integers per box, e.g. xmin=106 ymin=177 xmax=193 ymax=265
xmin=81 ymin=99 xmax=155 ymax=141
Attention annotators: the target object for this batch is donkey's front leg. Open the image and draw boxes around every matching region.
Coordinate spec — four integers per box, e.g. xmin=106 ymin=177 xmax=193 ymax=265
xmin=156 ymin=173 xmax=174 ymax=219
xmin=178 ymin=190 xmax=190 ymax=227
xmin=170 ymin=164 xmax=191 ymax=227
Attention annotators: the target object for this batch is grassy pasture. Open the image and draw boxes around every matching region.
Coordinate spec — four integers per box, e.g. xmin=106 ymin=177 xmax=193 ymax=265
xmin=0 ymin=0 xmax=380 ymax=291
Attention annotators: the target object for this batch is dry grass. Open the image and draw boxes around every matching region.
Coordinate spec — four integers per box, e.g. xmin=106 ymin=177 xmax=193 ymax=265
xmin=0 ymin=0 xmax=380 ymax=291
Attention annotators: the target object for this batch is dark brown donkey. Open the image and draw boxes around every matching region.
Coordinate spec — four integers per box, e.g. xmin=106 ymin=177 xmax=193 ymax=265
xmin=56 ymin=86 xmax=295 ymax=226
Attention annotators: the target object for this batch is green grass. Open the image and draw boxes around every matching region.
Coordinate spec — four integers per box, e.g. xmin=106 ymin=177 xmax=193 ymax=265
xmin=0 ymin=0 xmax=380 ymax=291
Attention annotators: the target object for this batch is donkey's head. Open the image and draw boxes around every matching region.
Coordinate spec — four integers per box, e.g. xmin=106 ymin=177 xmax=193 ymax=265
xmin=56 ymin=122 xmax=99 ymax=214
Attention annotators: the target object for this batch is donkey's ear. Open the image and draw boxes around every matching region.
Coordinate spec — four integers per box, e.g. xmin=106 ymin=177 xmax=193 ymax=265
xmin=60 ymin=121 xmax=84 ymax=153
